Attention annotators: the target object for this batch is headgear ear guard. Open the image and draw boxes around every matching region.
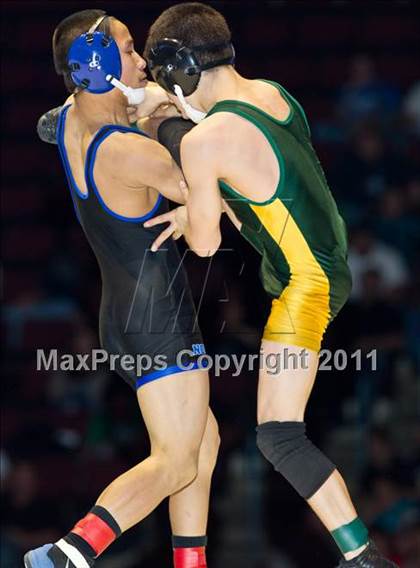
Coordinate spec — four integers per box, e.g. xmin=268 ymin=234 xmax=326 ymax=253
xmin=147 ymin=38 xmax=235 ymax=96
xmin=67 ymin=14 xmax=122 ymax=94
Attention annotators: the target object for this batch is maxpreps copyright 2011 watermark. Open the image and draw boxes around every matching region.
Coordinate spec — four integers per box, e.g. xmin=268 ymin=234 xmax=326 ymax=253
xmin=36 ymin=348 xmax=377 ymax=377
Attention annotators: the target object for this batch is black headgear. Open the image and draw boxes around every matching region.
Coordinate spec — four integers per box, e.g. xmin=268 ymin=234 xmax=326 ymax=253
xmin=147 ymin=38 xmax=235 ymax=96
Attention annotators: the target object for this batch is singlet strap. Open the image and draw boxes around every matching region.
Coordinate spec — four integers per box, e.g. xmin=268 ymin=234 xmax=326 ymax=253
xmin=84 ymin=124 xmax=163 ymax=223
xmin=207 ymin=100 xmax=285 ymax=205
xmin=258 ymin=79 xmax=311 ymax=137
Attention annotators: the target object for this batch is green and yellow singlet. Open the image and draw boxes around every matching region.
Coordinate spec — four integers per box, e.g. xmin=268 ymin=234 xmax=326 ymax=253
xmin=207 ymin=81 xmax=352 ymax=351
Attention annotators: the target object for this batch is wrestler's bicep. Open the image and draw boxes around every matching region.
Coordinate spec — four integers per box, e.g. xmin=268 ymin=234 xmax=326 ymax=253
xmin=110 ymin=133 xmax=187 ymax=204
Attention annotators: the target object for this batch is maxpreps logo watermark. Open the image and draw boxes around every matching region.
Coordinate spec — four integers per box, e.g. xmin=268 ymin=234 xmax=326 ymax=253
xmin=36 ymin=346 xmax=377 ymax=377
xmin=36 ymin=345 xmax=311 ymax=377
xmin=36 ymin=348 xmax=191 ymax=377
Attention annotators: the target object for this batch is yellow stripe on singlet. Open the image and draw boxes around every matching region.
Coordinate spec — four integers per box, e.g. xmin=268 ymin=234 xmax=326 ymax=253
xmin=250 ymin=198 xmax=331 ymax=350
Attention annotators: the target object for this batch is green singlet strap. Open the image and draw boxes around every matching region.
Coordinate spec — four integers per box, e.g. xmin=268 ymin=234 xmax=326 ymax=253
xmin=331 ymin=517 xmax=369 ymax=554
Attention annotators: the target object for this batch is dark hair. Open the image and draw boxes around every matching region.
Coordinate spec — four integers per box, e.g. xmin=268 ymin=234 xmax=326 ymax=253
xmin=52 ymin=9 xmax=108 ymax=92
xmin=144 ymin=2 xmax=232 ymax=68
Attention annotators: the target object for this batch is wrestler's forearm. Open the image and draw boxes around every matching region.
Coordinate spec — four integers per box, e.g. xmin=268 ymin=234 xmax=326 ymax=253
xmin=157 ymin=117 xmax=195 ymax=168
xmin=181 ymin=203 xmax=222 ymax=257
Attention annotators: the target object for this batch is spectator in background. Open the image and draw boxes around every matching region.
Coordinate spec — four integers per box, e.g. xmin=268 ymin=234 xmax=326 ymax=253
xmin=361 ymin=429 xmax=416 ymax=490
xmin=43 ymin=252 xmax=83 ymax=305
xmin=373 ymin=189 xmax=420 ymax=263
xmin=1 ymin=461 xmax=64 ymax=564
xmin=404 ymin=276 xmax=420 ymax=373
xmin=393 ymin=517 xmax=420 ymax=568
xmin=46 ymin=322 xmax=110 ymax=413
xmin=363 ymin=475 xmax=420 ymax=568
xmin=406 ymin=176 xmax=420 ymax=216
xmin=402 ymin=81 xmax=420 ymax=138
xmin=345 ymin=269 xmax=404 ymax=427
xmin=336 ymin=55 xmax=400 ymax=131
xmin=347 ymin=227 xmax=408 ymax=299
xmin=330 ymin=123 xmax=413 ymax=217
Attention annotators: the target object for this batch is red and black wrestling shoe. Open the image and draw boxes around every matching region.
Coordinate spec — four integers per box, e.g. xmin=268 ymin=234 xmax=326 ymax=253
xmin=24 ymin=541 xmax=94 ymax=568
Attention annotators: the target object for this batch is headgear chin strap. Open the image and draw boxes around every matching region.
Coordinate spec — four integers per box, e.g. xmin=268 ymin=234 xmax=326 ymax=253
xmin=173 ymin=85 xmax=206 ymax=123
xmin=147 ymin=38 xmax=235 ymax=97
xmin=67 ymin=14 xmax=145 ymax=104
xmin=106 ymin=75 xmax=145 ymax=105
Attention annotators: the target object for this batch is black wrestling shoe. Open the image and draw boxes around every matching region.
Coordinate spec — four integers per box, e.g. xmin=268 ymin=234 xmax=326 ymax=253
xmin=24 ymin=541 xmax=94 ymax=568
xmin=336 ymin=541 xmax=399 ymax=568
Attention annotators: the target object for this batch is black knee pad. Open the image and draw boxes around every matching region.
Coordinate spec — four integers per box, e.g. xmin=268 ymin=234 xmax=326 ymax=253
xmin=256 ymin=421 xmax=336 ymax=499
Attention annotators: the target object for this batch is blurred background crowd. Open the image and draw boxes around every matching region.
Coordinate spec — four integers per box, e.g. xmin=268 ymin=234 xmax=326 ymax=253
xmin=1 ymin=2 xmax=419 ymax=567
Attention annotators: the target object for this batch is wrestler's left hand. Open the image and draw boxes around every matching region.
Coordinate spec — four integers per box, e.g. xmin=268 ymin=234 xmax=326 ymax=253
xmin=144 ymin=205 xmax=188 ymax=252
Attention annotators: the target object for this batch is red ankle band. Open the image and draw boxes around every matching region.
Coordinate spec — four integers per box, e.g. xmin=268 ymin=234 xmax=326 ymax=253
xmin=174 ymin=546 xmax=207 ymax=568
xmin=71 ymin=513 xmax=117 ymax=556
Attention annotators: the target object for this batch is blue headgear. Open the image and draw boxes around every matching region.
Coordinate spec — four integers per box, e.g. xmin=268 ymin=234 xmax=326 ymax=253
xmin=67 ymin=14 xmax=122 ymax=94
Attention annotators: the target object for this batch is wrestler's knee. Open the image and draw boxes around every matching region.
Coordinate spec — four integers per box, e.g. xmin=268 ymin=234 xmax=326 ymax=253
xmin=256 ymin=421 xmax=336 ymax=499
xmin=200 ymin=412 xmax=220 ymax=474
xmin=156 ymin=444 xmax=201 ymax=493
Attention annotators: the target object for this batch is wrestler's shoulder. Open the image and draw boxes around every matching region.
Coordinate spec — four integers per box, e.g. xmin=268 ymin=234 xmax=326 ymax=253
xmin=181 ymin=113 xmax=231 ymax=152
xmin=102 ymin=129 xmax=152 ymax=150
xmin=94 ymin=129 xmax=157 ymax=163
